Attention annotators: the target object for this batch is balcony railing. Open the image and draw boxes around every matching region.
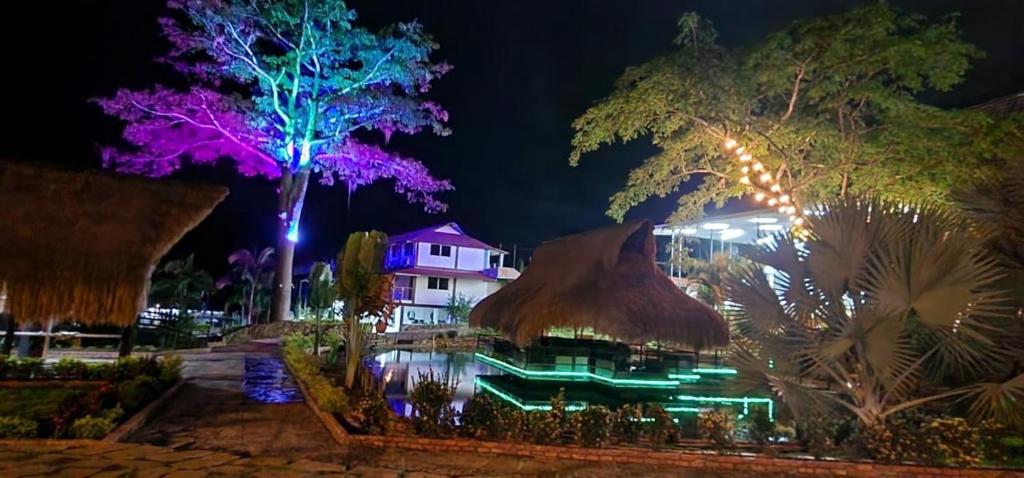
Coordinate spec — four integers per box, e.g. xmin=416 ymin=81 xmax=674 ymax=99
xmin=393 ymin=286 xmax=415 ymax=302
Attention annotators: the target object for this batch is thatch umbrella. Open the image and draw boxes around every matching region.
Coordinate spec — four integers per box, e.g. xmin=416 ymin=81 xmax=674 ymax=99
xmin=470 ymin=220 xmax=728 ymax=350
xmin=0 ymin=161 xmax=227 ymax=340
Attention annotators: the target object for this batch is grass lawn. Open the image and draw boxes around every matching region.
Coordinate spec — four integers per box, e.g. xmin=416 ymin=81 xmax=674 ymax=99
xmin=0 ymin=385 xmax=96 ymax=419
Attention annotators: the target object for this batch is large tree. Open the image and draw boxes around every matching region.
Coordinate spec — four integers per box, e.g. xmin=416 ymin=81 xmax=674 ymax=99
xmin=98 ymin=0 xmax=452 ymax=322
xmin=570 ymin=4 xmax=1021 ymax=223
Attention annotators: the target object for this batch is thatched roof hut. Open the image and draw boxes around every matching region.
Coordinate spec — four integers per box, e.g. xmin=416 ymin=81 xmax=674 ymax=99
xmin=0 ymin=161 xmax=227 ymax=327
xmin=470 ymin=220 xmax=728 ymax=350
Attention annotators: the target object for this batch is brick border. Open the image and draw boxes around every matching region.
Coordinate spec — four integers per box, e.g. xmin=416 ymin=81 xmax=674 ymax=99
xmin=104 ymin=379 xmax=184 ymax=442
xmin=283 ymin=351 xmax=1022 ymax=478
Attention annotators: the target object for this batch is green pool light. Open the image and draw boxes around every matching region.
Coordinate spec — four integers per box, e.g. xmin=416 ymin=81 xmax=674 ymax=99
xmin=692 ymin=368 xmax=738 ymax=375
xmin=475 ymin=377 xmax=587 ymax=412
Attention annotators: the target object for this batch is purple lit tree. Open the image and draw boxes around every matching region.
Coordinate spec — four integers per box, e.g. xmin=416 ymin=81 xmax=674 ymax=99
xmin=97 ymin=1 xmax=452 ymax=321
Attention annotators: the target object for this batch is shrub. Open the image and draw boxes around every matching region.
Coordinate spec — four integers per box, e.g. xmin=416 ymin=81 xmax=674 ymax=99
xmin=645 ymin=404 xmax=677 ymax=450
xmin=0 ymin=416 xmax=37 ymax=438
xmin=54 ymin=383 xmax=117 ymax=436
xmin=53 ymin=358 xmax=89 ymax=380
xmin=744 ymin=407 xmax=775 ymax=445
xmin=309 ymin=377 xmax=348 ymax=413
xmin=68 ymin=415 xmax=116 ymax=439
xmin=698 ymin=409 xmax=735 ymax=450
xmin=117 ymin=375 xmax=162 ymax=411
xmin=920 ymin=417 xmax=982 ymax=467
xmin=798 ymin=413 xmax=837 ymax=459
xmin=86 ymin=363 xmax=115 ymax=381
xmin=12 ymin=358 xmax=45 ymax=380
xmin=410 ymin=371 xmax=457 ymax=438
xmin=500 ymin=408 xmax=529 ymax=442
xmin=526 ymin=411 xmax=560 ymax=444
xmin=0 ymin=356 xmax=9 ymax=379
xmin=612 ymin=404 xmax=644 ymax=444
xmin=113 ymin=356 xmax=161 ymax=382
xmin=353 ymin=393 xmax=391 ymax=434
xmin=460 ymin=393 xmax=503 ymax=439
xmin=575 ymin=405 xmax=613 ymax=448
xmin=158 ymin=355 xmax=183 ymax=384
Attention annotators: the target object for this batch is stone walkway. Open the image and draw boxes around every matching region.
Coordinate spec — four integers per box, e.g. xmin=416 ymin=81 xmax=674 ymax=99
xmin=128 ymin=341 xmax=346 ymax=463
xmin=0 ymin=439 xmax=742 ymax=477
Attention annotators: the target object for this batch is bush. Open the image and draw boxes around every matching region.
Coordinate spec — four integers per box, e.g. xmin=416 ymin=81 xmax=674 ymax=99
xmin=798 ymin=413 xmax=837 ymax=459
xmin=53 ymin=358 xmax=89 ymax=380
xmin=353 ymin=393 xmax=391 ymax=434
xmin=460 ymin=393 xmax=504 ymax=439
xmin=698 ymin=409 xmax=735 ymax=450
xmin=410 ymin=371 xmax=457 ymax=438
xmin=575 ymin=405 xmax=613 ymax=448
xmin=309 ymin=377 xmax=348 ymax=413
xmin=0 ymin=356 xmax=9 ymax=379
xmin=68 ymin=415 xmax=116 ymax=439
xmin=499 ymin=408 xmax=529 ymax=442
xmin=113 ymin=356 xmax=161 ymax=382
xmin=11 ymin=358 xmax=46 ymax=380
xmin=922 ymin=417 xmax=982 ymax=467
xmin=744 ymin=407 xmax=775 ymax=445
xmin=612 ymin=404 xmax=643 ymax=444
xmin=158 ymin=355 xmax=183 ymax=385
xmin=0 ymin=416 xmax=37 ymax=438
xmin=526 ymin=411 xmax=560 ymax=444
xmin=85 ymin=363 xmax=115 ymax=381
xmin=117 ymin=375 xmax=162 ymax=411
xmin=645 ymin=405 xmax=677 ymax=450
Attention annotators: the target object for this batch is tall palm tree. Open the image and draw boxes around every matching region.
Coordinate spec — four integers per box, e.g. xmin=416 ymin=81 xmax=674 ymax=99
xmin=216 ymin=247 xmax=275 ymax=325
xmin=307 ymin=261 xmax=337 ymax=356
xmin=726 ymin=197 xmax=1011 ymax=427
xmin=150 ymin=254 xmax=214 ymax=349
xmin=336 ymin=231 xmax=394 ymax=390
xmin=954 ymin=164 xmax=1024 ymax=426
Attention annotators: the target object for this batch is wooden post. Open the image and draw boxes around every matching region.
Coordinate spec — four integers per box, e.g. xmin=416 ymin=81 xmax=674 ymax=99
xmin=41 ymin=318 xmax=54 ymax=359
xmin=1 ymin=313 xmax=15 ymax=357
xmin=118 ymin=324 xmax=134 ymax=357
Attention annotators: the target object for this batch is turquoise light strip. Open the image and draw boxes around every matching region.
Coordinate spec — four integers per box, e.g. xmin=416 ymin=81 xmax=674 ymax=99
xmin=475 ymin=352 xmax=680 ymax=389
xmin=667 ymin=373 xmax=702 ymax=381
xmin=475 ymin=378 xmax=587 ymax=412
xmin=692 ymin=368 xmax=738 ymax=375
xmin=674 ymin=394 xmax=774 ymax=421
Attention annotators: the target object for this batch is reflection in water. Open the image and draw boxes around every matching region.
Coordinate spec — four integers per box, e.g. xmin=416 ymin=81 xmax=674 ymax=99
xmin=244 ymin=357 xmax=302 ymax=403
xmin=365 ymin=350 xmax=502 ymax=417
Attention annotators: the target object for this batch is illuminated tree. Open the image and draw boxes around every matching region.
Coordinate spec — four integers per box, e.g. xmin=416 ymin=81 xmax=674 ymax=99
xmin=570 ymin=4 xmax=1021 ymax=223
xmin=97 ymin=1 xmax=451 ymax=322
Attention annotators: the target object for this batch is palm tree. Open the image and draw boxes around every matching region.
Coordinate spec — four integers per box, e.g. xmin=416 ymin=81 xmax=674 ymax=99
xmin=307 ymin=261 xmax=337 ymax=356
xmin=954 ymin=165 xmax=1024 ymax=426
xmin=726 ymin=197 xmax=1011 ymax=428
xmin=336 ymin=231 xmax=395 ymax=389
xmin=150 ymin=254 xmax=214 ymax=349
xmin=216 ymin=247 xmax=275 ymax=325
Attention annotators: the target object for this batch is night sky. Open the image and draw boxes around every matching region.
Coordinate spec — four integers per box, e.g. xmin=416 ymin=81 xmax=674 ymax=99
xmin=2 ymin=1 xmax=1021 ymax=276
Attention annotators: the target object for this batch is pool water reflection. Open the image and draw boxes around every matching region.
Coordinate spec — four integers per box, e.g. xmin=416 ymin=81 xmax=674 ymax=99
xmin=365 ymin=350 xmax=502 ymax=417
xmin=243 ymin=357 xmax=303 ymax=404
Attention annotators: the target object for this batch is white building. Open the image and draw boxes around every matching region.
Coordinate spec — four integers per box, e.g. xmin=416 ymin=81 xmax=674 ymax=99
xmin=383 ymin=223 xmax=519 ymax=331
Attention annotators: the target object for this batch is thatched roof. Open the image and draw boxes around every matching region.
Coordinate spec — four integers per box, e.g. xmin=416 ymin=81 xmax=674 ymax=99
xmin=0 ymin=161 xmax=227 ymax=327
xmin=971 ymin=92 xmax=1024 ymax=116
xmin=470 ymin=220 xmax=728 ymax=349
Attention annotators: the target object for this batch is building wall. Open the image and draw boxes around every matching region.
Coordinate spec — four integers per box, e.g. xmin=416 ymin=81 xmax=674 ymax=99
xmin=454 ymin=247 xmax=487 ymax=271
xmin=415 ymin=242 xmax=456 ymax=269
xmin=452 ymin=278 xmax=488 ymax=304
xmin=413 ymin=274 xmax=452 ymax=306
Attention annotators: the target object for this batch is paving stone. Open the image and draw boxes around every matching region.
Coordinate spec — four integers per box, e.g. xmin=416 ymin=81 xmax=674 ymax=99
xmin=233 ymin=456 xmax=291 ymax=467
xmin=89 ymin=470 xmax=134 ymax=478
xmin=163 ymin=470 xmax=210 ymax=478
xmin=148 ymin=449 xmax=216 ymax=463
xmin=54 ymin=467 xmax=106 ymax=478
xmin=102 ymin=445 xmax=172 ymax=461
xmin=169 ymin=453 xmax=238 ymax=470
xmin=133 ymin=464 xmax=176 ymax=478
xmin=285 ymin=458 xmax=347 ymax=474
xmin=204 ymin=464 xmax=253 ymax=476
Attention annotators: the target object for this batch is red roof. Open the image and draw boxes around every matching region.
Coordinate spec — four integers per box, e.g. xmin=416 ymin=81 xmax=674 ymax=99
xmin=388 ymin=222 xmax=506 ymax=253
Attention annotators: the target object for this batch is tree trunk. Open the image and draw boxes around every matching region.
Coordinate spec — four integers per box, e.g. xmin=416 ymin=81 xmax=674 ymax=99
xmin=269 ymin=169 xmax=311 ymax=322
xmin=1 ymin=314 xmax=16 ymax=357
xmin=118 ymin=324 xmax=134 ymax=357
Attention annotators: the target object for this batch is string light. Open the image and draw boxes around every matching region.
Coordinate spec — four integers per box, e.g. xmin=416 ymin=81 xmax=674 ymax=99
xmin=721 ymin=137 xmax=806 ymax=233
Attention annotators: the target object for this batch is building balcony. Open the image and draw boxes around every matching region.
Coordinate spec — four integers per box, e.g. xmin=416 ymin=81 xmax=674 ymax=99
xmin=393 ymin=286 xmax=415 ymax=303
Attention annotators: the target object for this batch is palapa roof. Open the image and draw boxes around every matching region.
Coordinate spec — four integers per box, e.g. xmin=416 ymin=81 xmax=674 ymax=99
xmin=470 ymin=220 xmax=729 ymax=349
xmin=0 ymin=161 xmax=227 ymax=327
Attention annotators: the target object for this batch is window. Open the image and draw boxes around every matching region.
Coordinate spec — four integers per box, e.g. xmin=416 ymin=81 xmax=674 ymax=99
xmin=427 ymin=277 xmax=450 ymax=290
xmin=429 ymin=244 xmax=452 ymax=257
